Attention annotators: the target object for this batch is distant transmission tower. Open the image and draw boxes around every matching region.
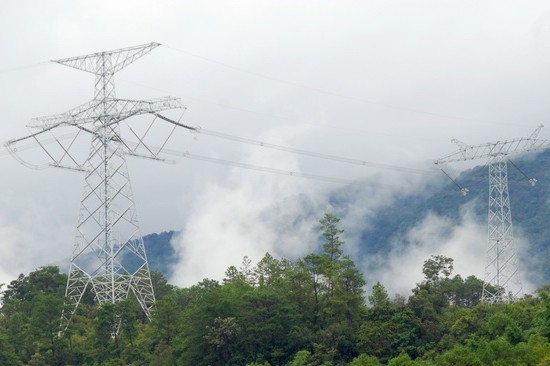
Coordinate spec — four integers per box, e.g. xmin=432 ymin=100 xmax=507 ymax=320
xmin=435 ymin=125 xmax=549 ymax=303
xmin=6 ymin=42 xmax=185 ymax=332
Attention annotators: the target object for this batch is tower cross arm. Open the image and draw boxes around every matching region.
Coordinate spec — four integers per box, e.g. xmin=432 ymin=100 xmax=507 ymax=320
xmin=27 ymin=97 xmax=183 ymax=130
xmin=435 ymin=125 xmax=550 ymax=164
xmin=113 ymin=97 xmax=184 ymax=119
xmin=52 ymin=42 xmax=161 ymax=74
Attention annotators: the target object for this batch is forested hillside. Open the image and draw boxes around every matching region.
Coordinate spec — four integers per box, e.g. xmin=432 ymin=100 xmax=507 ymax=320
xmin=351 ymin=149 xmax=550 ymax=284
xmin=3 ymin=214 xmax=550 ymax=365
xmin=144 ymin=149 xmax=550 ymax=285
xmin=139 ymin=231 xmax=178 ymax=278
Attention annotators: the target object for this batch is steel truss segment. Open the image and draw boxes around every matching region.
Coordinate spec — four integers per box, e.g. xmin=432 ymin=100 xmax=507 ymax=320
xmin=435 ymin=126 xmax=547 ymax=304
xmin=483 ymin=159 xmax=522 ymax=303
xmin=434 ymin=125 xmax=548 ymax=165
xmin=52 ymin=42 xmax=161 ymax=75
xmin=28 ymin=97 xmax=183 ymax=129
xmin=435 ymin=137 xmax=550 ymax=164
xmin=66 ymin=133 xmax=157 ymax=319
xmin=8 ymin=105 xmax=185 ymax=172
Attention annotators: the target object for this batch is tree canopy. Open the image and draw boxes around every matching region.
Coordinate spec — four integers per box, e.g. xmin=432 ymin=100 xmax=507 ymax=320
xmin=1 ymin=214 xmax=550 ymax=365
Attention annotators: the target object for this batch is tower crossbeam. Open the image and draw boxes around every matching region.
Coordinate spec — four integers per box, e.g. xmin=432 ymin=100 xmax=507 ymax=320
xmin=53 ymin=42 xmax=161 ymax=75
xmin=27 ymin=97 xmax=182 ymax=129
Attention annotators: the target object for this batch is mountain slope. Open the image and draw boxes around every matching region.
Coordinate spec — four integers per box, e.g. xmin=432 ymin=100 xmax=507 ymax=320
xmin=352 ymin=149 xmax=550 ymax=285
xmin=141 ymin=149 xmax=550 ymax=287
xmin=142 ymin=231 xmax=178 ymax=277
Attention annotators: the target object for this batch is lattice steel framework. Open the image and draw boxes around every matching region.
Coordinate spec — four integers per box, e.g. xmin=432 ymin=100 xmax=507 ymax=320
xmin=435 ymin=125 xmax=549 ymax=303
xmin=6 ymin=42 xmax=185 ymax=332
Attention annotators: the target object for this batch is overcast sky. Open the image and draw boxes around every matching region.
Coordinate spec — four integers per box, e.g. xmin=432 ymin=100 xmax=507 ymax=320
xmin=1 ymin=1 xmax=550 ymax=295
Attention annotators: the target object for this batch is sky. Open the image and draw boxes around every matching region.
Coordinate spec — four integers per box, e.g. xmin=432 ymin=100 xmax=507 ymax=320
xmin=1 ymin=1 xmax=550 ymax=296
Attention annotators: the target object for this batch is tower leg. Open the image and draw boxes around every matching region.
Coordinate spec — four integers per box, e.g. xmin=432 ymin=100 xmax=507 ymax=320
xmin=482 ymin=158 xmax=522 ymax=303
xmin=61 ymin=132 xmax=155 ymax=333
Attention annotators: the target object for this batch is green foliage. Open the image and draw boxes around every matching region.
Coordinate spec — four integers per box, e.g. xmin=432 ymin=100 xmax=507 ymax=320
xmin=204 ymin=316 xmax=241 ymax=364
xmin=387 ymin=353 xmax=415 ymax=366
xmin=422 ymin=255 xmax=453 ymax=284
xmin=0 ymin=333 xmax=19 ymax=366
xmin=357 ymin=304 xmax=421 ymax=362
xmin=368 ymin=282 xmax=390 ymax=308
xmin=288 ymin=350 xmax=312 ymax=366
xmin=348 ymin=354 xmax=382 ymax=366
xmin=3 ymin=215 xmax=550 ymax=365
xmin=2 ymin=265 xmax=66 ymax=304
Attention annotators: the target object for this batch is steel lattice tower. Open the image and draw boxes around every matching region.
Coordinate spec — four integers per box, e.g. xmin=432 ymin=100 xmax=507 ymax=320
xmin=6 ymin=42 xmax=185 ymax=332
xmin=485 ymin=156 xmax=518 ymax=302
xmin=435 ymin=126 xmax=549 ymax=303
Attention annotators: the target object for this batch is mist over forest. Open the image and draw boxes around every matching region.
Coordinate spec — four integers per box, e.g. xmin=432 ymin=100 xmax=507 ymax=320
xmin=4 ymin=1 xmax=550 ymax=365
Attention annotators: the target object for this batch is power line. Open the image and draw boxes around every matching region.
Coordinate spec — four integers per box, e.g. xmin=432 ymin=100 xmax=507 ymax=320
xmin=147 ymin=112 xmax=437 ymax=176
xmin=2 ymin=137 xmax=359 ymax=185
xmin=0 ymin=61 xmax=49 ymax=74
xmin=3 ymin=134 xmax=361 ymax=185
xmin=193 ymin=126 xmax=437 ymax=176
xmin=162 ymin=44 xmax=520 ymax=127
xmin=163 ymin=149 xmax=355 ymax=185
xmin=118 ymin=77 xmax=443 ymax=145
xmin=2 ymin=129 xmax=356 ymax=184
xmin=118 ymin=77 xmax=299 ymax=123
xmin=4 ymin=127 xmax=421 ymax=186
xmin=2 ymin=113 xmax=438 ymax=177
xmin=0 ymin=47 xmax=524 ymax=128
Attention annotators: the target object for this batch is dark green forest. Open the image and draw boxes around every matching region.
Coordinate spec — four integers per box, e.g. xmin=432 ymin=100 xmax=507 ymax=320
xmin=2 ymin=214 xmax=550 ymax=365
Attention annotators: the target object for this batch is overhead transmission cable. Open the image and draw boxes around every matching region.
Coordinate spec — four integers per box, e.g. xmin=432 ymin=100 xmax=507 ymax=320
xmin=2 ymin=114 xmax=437 ymax=177
xmin=196 ymin=126 xmax=436 ymax=175
xmin=0 ymin=61 xmax=49 ymax=74
xmin=0 ymin=48 xmax=521 ymax=127
xmin=0 ymin=51 xmax=444 ymax=181
xmin=3 ymin=131 xmax=355 ymax=184
xmin=118 ymin=77 xmax=442 ymax=145
xmin=4 ymin=110 xmax=438 ymax=179
xmin=162 ymin=44 xmax=520 ymax=127
xmin=158 ymin=147 xmax=355 ymax=185
xmin=151 ymin=113 xmax=438 ymax=176
xmin=118 ymin=77 xmax=299 ymax=123
xmin=4 ymin=118 xmax=436 ymax=186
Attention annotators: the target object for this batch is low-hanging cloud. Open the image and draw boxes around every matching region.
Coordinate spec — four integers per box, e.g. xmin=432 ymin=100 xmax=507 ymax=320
xmin=3 ymin=0 xmax=550 ymax=299
xmin=363 ymin=202 xmax=536 ymax=297
xmin=167 ymin=120 xmax=445 ymax=287
xmin=169 ymin=127 xmax=330 ymax=287
xmin=0 ymin=198 xmax=74 ymax=287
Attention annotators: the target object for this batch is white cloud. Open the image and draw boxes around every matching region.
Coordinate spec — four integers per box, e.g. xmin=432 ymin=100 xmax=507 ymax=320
xmin=363 ymin=202 xmax=536 ymax=297
xmin=169 ymin=127 xmax=328 ymax=286
xmin=0 ymin=184 xmax=76 ymax=286
xmin=1 ymin=1 xmax=550 ymax=291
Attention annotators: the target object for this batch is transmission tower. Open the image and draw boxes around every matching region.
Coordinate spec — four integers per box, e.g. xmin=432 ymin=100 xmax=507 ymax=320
xmin=435 ymin=125 xmax=550 ymax=303
xmin=6 ymin=42 xmax=186 ymax=332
